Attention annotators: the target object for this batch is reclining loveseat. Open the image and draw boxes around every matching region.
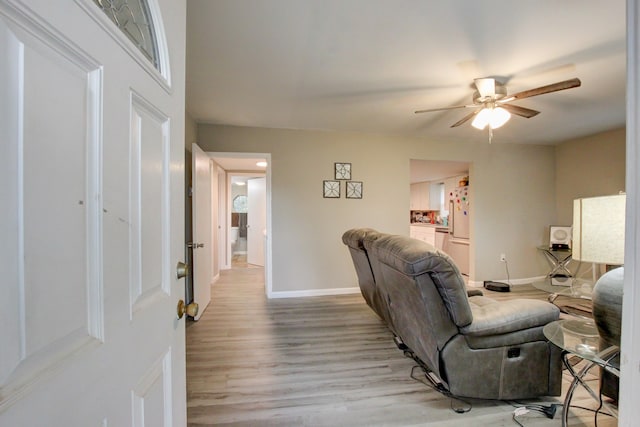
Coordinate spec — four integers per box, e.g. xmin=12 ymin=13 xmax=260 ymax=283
xmin=342 ymin=228 xmax=562 ymax=400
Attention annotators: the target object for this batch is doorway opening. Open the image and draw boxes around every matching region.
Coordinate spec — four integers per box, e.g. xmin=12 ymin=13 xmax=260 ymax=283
xmin=229 ymin=173 xmax=265 ymax=268
xmin=209 ymin=153 xmax=272 ymax=295
xmin=410 ymin=159 xmax=472 ymax=281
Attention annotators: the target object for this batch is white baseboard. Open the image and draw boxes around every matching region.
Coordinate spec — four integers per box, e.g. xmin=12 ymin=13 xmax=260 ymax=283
xmin=468 ymin=275 xmax=546 ymax=287
xmin=268 ymin=286 xmax=361 ymax=299
xmin=268 ymin=276 xmax=548 ymax=299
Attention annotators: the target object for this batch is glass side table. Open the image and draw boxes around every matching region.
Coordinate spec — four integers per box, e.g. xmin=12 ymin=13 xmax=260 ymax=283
xmin=543 ymin=319 xmax=619 ymax=427
xmin=532 ymin=278 xmax=593 ymax=317
xmin=537 ymin=245 xmax=573 ymax=278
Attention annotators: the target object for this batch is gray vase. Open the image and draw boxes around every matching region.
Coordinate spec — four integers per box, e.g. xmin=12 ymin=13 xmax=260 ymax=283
xmin=591 ymin=266 xmax=623 ymax=402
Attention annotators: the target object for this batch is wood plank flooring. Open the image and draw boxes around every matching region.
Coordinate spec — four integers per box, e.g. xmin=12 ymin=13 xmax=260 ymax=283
xmin=186 ymin=266 xmax=616 ymax=426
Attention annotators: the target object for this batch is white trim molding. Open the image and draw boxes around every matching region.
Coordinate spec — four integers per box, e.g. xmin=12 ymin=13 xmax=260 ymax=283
xmin=620 ymin=1 xmax=640 ymax=425
xmin=268 ymin=287 xmax=361 ymax=299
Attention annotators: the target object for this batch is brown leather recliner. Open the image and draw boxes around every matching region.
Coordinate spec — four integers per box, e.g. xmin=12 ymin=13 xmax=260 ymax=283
xmin=343 ymin=228 xmax=563 ymax=400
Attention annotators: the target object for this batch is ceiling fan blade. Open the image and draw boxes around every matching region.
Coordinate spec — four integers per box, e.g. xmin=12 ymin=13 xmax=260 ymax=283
xmin=414 ymin=104 xmax=475 ymax=114
xmin=500 ymin=103 xmax=541 ymax=118
xmin=474 ymin=78 xmax=496 ymax=99
xmin=450 ymin=110 xmax=480 ymax=128
xmin=502 ymin=78 xmax=581 ymax=102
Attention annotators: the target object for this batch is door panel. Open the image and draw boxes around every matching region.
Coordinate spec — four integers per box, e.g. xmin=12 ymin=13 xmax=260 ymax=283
xmin=217 ymin=167 xmax=227 ymax=269
xmin=130 ymin=93 xmax=171 ymax=314
xmin=132 ymin=349 xmax=173 ymax=427
xmin=0 ymin=0 xmax=186 ymax=425
xmin=211 ymin=164 xmax=220 ymax=279
xmin=247 ymin=177 xmax=266 ymax=267
xmin=0 ymin=5 xmax=103 ymax=406
xmin=192 ymin=144 xmax=211 ymax=320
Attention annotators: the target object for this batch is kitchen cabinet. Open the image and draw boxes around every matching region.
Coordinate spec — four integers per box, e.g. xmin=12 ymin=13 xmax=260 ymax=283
xmin=429 ymin=182 xmax=443 ymax=210
xmin=410 ymin=182 xmax=429 ymax=210
xmin=444 ymin=236 xmax=470 ymax=275
xmin=410 ymin=225 xmax=436 ymax=247
xmin=410 ymin=181 xmax=441 ymax=211
xmin=435 ymin=230 xmax=447 ymax=251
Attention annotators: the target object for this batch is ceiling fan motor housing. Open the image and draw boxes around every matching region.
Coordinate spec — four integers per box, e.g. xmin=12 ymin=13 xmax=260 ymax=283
xmin=473 ymin=83 xmax=507 ymax=104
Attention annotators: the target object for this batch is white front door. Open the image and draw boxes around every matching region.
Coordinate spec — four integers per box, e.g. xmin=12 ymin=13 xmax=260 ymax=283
xmin=191 ymin=144 xmax=212 ymax=320
xmin=247 ymin=177 xmax=266 ymax=267
xmin=0 ymin=0 xmax=187 ymax=425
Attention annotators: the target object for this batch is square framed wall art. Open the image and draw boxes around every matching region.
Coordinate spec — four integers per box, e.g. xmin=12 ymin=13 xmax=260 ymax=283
xmin=323 ymin=180 xmax=340 ymax=198
xmin=346 ymin=181 xmax=363 ymax=199
xmin=334 ymin=162 xmax=351 ymax=180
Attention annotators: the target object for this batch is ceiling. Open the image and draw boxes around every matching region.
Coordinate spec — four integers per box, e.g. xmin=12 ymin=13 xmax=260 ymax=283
xmin=186 ymin=1 xmax=626 ymax=145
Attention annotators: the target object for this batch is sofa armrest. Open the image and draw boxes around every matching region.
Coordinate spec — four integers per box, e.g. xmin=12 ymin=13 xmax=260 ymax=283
xmin=461 ymin=299 xmax=559 ymax=337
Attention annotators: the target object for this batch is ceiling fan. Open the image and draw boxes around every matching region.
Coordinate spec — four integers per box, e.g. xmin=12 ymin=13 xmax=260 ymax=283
xmin=414 ymin=77 xmax=582 ymax=139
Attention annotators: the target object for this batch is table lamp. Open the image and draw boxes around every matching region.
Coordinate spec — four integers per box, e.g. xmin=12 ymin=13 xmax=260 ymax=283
xmin=572 ymin=194 xmax=626 ymax=279
xmin=573 ymin=193 xmax=626 ymax=403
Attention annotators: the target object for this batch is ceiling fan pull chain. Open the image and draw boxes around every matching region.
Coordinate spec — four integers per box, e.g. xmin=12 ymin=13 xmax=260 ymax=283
xmin=488 ymin=127 xmax=494 ymax=144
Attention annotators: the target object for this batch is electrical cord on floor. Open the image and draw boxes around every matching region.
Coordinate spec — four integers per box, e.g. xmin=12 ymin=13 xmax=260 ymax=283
xmin=567 ymin=404 xmax=614 ymax=418
xmin=512 ymin=407 xmax=528 ymax=426
xmin=508 ymin=400 xmax=560 ymax=419
xmin=509 ymin=402 xmax=562 ymax=426
xmin=594 ymin=396 xmax=603 ymax=427
xmin=409 ymin=364 xmax=472 ymax=414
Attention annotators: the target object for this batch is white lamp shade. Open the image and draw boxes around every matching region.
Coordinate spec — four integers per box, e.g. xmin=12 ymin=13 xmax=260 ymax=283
xmin=572 ymin=194 xmax=625 ymax=265
xmin=471 ymin=107 xmax=511 ymax=130
xmin=471 ymin=108 xmax=492 ymax=129
xmin=489 ymin=107 xmax=511 ymax=129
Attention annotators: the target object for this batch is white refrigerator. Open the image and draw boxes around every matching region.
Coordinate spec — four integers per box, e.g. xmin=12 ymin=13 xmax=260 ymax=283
xmin=446 ymin=186 xmax=470 ymax=275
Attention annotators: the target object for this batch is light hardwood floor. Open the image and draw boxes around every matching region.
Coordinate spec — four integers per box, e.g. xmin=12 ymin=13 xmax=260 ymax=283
xmin=186 ymin=266 xmax=616 ymax=426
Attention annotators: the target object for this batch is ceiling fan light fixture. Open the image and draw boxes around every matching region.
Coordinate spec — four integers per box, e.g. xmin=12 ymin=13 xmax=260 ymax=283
xmin=471 ymin=106 xmax=511 ymax=130
xmin=489 ymin=106 xmax=511 ymax=129
xmin=471 ymin=108 xmax=492 ymax=130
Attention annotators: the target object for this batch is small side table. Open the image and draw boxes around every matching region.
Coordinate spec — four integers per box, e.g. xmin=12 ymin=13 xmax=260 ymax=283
xmin=532 ymin=278 xmax=593 ymax=317
xmin=537 ymin=246 xmax=573 ymax=278
xmin=543 ymin=319 xmax=619 ymax=426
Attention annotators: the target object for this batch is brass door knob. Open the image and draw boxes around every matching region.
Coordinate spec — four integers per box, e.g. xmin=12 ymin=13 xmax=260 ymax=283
xmin=177 ymin=300 xmax=199 ymax=319
xmin=177 ymin=300 xmax=185 ymax=319
xmin=186 ymin=302 xmax=199 ymax=318
xmin=176 ymin=261 xmax=189 ymax=279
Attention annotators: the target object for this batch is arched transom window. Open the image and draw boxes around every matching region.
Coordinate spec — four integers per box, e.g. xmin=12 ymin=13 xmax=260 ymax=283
xmin=93 ymin=0 xmax=160 ymax=70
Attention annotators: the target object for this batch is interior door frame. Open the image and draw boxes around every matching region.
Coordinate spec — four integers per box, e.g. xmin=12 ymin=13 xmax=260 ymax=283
xmin=209 ymin=152 xmax=272 ymax=296
xmin=191 ymin=143 xmax=212 ymax=320
xmin=216 ymin=165 xmax=227 ymax=271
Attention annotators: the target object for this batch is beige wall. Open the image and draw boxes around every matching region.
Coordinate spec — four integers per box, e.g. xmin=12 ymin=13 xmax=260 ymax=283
xmin=554 ymin=127 xmax=625 ymax=279
xmin=555 ymin=127 xmax=626 ymax=224
xmin=197 ymin=124 xmax=558 ymax=292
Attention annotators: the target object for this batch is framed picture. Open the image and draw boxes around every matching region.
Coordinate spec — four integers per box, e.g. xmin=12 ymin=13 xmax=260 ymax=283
xmin=346 ymin=181 xmax=363 ymax=199
xmin=323 ymin=180 xmax=340 ymax=198
xmin=334 ymin=162 xmax=351 ymax=180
